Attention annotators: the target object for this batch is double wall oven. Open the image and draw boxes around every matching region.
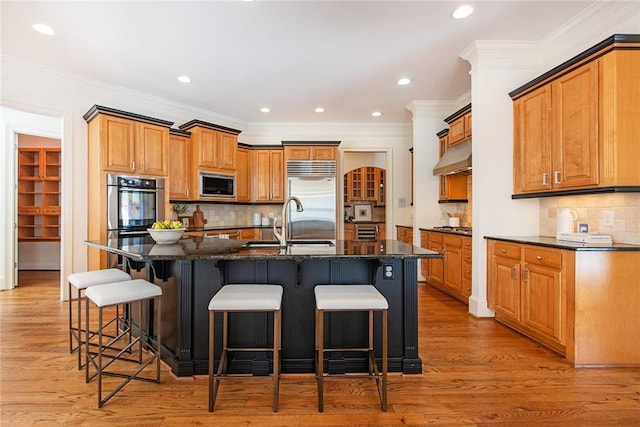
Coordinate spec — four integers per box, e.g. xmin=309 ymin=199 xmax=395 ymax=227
xmin=107 ymin=174 xmax=165 ymax=266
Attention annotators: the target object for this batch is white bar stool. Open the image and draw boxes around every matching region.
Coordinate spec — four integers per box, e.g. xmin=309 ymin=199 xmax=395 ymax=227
xmin=85 ymin=279 xmax=162 ymax=408
xmin=68 ymin=268 xmax=131 ymax=369
xmin=314 ymin=285 xmax=389 ymax=412
xmin=208 ymin=284 xmax=283 ymax=412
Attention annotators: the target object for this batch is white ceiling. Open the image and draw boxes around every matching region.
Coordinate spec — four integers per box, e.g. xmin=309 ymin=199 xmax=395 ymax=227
xmin=1 ymin=1 xmax=596 ymax=124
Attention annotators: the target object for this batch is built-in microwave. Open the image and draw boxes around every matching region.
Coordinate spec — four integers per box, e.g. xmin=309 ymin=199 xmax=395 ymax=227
xmin=199 ymin=172 xmax=236 ymax=198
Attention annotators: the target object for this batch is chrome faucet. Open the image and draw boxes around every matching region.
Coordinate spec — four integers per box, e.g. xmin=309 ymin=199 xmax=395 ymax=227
xmin=273 ymin=196 xmax=304 ymax=248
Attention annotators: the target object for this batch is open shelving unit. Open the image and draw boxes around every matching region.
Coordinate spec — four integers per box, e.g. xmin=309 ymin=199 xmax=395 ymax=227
xmin=17 ymin=148 xmax=61 ymax=241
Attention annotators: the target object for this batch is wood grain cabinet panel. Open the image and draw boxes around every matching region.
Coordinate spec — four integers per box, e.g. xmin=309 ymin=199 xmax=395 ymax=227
xmin=168 ymin=132 xmax=191 ymax=200
xmin=512 ymin=37 xmax=640 ymax=196
xmin=236 ymin=147 xmax=251 ymax=202
xmin=487 ymin=239 xmax=568 ymax=355
xmin=99 ymin=115 xmax=168 ymax=176
xmin=253 ymin=149 xmax=284 ymax=202
xmin=421 ymin=231 xmax=472 ymax=304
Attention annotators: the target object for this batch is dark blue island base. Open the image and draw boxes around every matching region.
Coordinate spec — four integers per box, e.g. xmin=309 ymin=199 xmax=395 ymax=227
xmin=86 ymin=238 xmax=441 ymax=377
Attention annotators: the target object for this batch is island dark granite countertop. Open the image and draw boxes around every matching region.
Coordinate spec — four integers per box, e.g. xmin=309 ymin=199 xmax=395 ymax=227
xmin=484 ymin=235 xmax=640 ymax=251
xmin=85 ymin=236 xmax=443 ymax=261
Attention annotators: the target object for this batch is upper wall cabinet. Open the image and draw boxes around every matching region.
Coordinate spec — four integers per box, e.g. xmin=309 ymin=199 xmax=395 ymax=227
xmin=179 ymin=120 xmax=241 ymax=174
xmin=283 ymin=145 xmax=336 ymax=161
xmin=168 ymin=129 xmax=191 ymax=200
xmin=510 ymin=34 xmax=640 ymax=198
xmin=84 ymin=106 xmax=173 ymax=177
xmin=236 ymin=145 xmax=251 ymax=202
xmin=253 ymin=148 xmax=284 ymax=202
xmin=444 ymin=104 xmax=472 ymax=147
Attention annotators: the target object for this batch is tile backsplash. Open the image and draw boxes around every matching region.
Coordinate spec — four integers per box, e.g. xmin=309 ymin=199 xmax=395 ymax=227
xmin=173 ymin=203 xmax=283 ymax=227
xmin=540 ymin=193 xmax=640 ymax=244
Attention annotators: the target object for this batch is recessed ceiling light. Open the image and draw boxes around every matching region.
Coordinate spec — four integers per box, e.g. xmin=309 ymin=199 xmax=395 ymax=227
xmin=315 ymin=107 xmax=325 ymax=113
xmin=371 ymin=111 xmax=382 ymax=117
xmin=260 ymin=107 xmax=270 ymax=113
xmin=452 ymin=5 xmax=474 ymax=19
xmin=177 ymin=75 xmax=192 ymax=83
xmin=397 ymin=77 xmax=411 ymax=86
xmin=32 ymin=23 xmax=55 ymax=36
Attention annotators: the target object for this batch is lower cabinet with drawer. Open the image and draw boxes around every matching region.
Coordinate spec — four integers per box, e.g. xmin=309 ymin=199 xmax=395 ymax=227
xmin=488 ymin=237 xmax=640 ymax=366
xmin=487 ymin=239 xmax=568 ymax=355
xmin=420 ymin=230 xmax=472 ymax=304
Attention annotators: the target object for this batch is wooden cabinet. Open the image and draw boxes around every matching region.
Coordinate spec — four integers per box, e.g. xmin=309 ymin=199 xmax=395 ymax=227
xmin=284 ymin=145 xmax=336 ymax=161
xmin=511 ymin=36 xmax=640 ymax=196
xmin=437 ymin=130 xmax=467 ymax=202
xmin=253 ymin=149 xmax=284 ymax=202
xmin=378 ymin=223 xmax=386 ymax=240
xmin=513 ymin=64 xmax=598 ymax=194
xmin=344 ymin=222 xmax=384 ymax=241
xmin=344 ymin=167 xmax=386 ymax=206
xmin=344 ymin=223 xmax=355 ymax=240
xmin=178 ymin=120 xmax=241 ymax=202
xmin=186 ymin=125 xmax=238 ymax=173
xmin=488 ymin=240 xmax=567 ymax=353
xmin=396 ymin=226 xmax=413 ymax=245
xmin=97 ymin=114 xmax=169 ymax=176
xmin=422 ymin=231 xmax=444 ymax=287
xmin=444 ymin=104 xmax=472 ymax=147
xmin=168 ymin=130 xmax=191 ymax=200
xmin=420 ymin=230 xmax=472 ymax=303
xmin=84 ymin=105 xmax=174 ymax=269
xmin=236 ymin=146 xmax=251 ymax=202
xmin=17 ymin=148 xmax=61 ymax=241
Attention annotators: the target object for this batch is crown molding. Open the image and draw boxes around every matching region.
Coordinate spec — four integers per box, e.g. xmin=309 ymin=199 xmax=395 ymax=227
xmin=406 ymin=100 xmax=456 ymax=118
xmin=460 ymin=40 xmax=541 ymax=71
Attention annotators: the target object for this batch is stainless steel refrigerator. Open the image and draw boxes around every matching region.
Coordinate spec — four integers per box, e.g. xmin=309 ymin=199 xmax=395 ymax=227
xmin=287 ymin=175 xmax=336 ymax=240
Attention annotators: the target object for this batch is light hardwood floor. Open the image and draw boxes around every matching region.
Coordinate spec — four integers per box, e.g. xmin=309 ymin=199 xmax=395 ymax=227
xmin=1 ymin=271 xmax=639 ymax=426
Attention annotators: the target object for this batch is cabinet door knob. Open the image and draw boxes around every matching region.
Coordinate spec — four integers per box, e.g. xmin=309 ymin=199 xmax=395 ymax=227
xmin=536 ymin=255 xmax=542 ymax=260
xmin=501 ymin=249 xmax=507 ymax=254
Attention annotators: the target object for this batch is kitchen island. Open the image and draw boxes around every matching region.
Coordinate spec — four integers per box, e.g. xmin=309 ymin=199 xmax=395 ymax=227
xmin=85 ymin=237 xmax=442 ymax=376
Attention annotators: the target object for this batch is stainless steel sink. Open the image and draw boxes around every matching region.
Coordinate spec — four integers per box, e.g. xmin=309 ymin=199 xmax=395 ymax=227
xmin=243 ymin=239 xmax=335 ymax=248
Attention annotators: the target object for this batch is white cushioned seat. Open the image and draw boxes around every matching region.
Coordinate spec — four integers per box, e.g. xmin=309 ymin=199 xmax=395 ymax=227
xmin=314 ymin=284 xmax=389 ymax=412
xmin=314 ymin=285 xmax=389 ymax=311
xmin=208 ymin=284 xmax=283 ymax=311
xmin=85 ymin=279 xmax=162 ymax=308
xmin=68 ymin=268 xmax=131 ymax=290
xmin=208 ymin=284 xmax=283 ymax=412
xmin=84 ymin=278 xmax=162 ymax=407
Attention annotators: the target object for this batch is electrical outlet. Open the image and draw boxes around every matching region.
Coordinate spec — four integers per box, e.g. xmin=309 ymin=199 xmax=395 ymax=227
xmin=383 ymin=263 xmax=394 ymax=279
xmin=602 ymin=210 xmax=615 ymax=227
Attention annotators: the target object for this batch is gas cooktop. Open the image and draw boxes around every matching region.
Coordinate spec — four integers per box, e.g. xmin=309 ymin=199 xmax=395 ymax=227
xmin=432 ymin=226 xmax=473 ymax=235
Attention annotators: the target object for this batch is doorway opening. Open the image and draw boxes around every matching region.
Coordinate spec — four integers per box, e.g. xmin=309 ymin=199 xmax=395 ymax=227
xmin=16 ymin=133 xmax=62 ymax=288
xmin=341 ymin=150 xmax=392 ymax=241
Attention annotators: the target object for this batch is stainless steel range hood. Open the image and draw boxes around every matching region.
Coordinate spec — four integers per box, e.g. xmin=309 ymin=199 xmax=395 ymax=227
xmin=433 ymin=140 xmax=472 ymax=176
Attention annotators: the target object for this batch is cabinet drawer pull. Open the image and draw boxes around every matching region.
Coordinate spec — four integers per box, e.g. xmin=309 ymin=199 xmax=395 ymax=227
xmin=554 ymin=171 xmax=561 ymax=184
xmin=501 ymin=249 xmax=507 ymax=254
xmin=536 ymin=255 xmax=542 ymax=261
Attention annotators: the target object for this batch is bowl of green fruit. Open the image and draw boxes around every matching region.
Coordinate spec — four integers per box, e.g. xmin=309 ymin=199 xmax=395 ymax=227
xmin=147 ymin=220 xmax=186 ymax=245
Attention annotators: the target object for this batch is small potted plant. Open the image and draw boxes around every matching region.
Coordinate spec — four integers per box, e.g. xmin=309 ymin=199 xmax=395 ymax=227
xmin=171 ymin=203 xmax=188 ymax=219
